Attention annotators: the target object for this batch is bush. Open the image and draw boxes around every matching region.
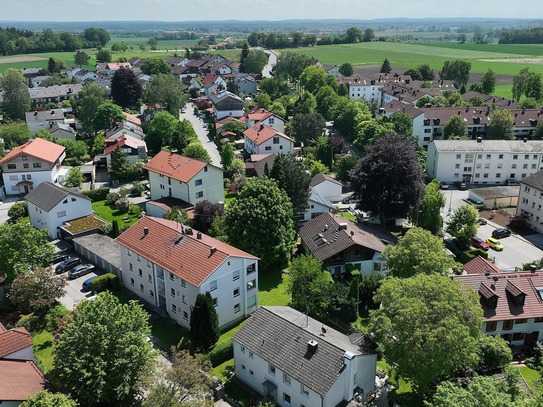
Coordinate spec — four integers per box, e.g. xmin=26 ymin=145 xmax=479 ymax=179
xmin=45 ymin=304 xmax=69 ymax=332
xmin=106 ymin=192 xmax=122 ymax=205
xmin=99 ymin=223 xmax=112 ymax=235
xmin=460 ymin=248 xmax=488 ymax=264
xmin=115 ymin=198 xmax=130 ymax=213
xmin=89 ymin=273 xmax=120 ymax=293
xmin=8 ymin=201 xmax=28 ymax=222
xmin=129 ymin=204 xmax=143 ymax=217
xmin=205 ymin=340 xmax=234 ymax=366
xmin=131 ymin=181 xmax=145 ymax=197
xmin=81 ymin=187 xmax=110 ymax=201
xmin=478 ymin=334 xmax=512 ymax=371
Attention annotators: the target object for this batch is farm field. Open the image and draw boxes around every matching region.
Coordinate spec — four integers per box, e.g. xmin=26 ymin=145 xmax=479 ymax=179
xmin=108 ymin=36 xmax=198 ymax=50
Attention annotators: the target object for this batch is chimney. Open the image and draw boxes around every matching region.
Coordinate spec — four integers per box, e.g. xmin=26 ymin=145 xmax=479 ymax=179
xmin=197 ymin=231 xmax=202 ymax=240
xmin=338 ymin=222 xmax=348 ymax=230
xmin=210 ymin=247 xmax=216 ymax=255
xmin=185 ymin=227 xmax=193 ymax=235
xmin=307 ymin=339 xmax=318 ymax=354
xmin=524 ymin=138 xmax=528 ymax=143
xmin=143 ymin=227 xmax=149 ymax=236
xmin=484 ymin=270 xmax=491 ymax=277
xmin=477 ymin=137 xmax=482 ymax=143
xmin=33 ymin=111 xmax=38 ymax=116
xmin=531 ymin=264 xmax=537 ymax=273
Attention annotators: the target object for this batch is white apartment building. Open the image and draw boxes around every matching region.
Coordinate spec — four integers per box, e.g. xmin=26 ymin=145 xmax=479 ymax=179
xmin=426 ymin=139 xmax=543 ymax=185
xmin=116 ymin=216 xmax=259 ymax=330
xmin=339 ymin=76 xmax=385 ymax=105
xmin=517 ymin=170 xmax=543 ymax=232
xmin=244 ymin=124 xmax=294 ymax=155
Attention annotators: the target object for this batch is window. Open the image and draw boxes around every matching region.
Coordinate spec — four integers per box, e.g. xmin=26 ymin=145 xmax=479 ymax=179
xmin=474 ymin=173 xmax=480 ymax=178
xmin=233 ymin=270 xmax=240 ymax=281
xmin=139 ymin=283 xmax=144 ymax=292
xmin=150 ymin=290 xmax=154 ymax=299
xmin=247 ymin=279 xmax=256 ymax=290
xmin=241 ymin=364 xmax=246 ymax=370
xmin=241 ymin=345 xmax=246 ymax=353
xmin=283 ymin=393 xmax=291 ymax=404
xmin=455 ymin=164 xmax=460 ymax=169
xmin=535 ymin=317 xmax=543 ymax=323
xmin=502 ymin=320 xmax=514 ymax=330
xmin=234 ymin=303 xmax=240 ymax=313
xmin=283 ymin=373 xmax=291 ymax=385
xmin=249 ymin=351 xmax=254 ymax=359
xmin=247 ymin=264 xmax=255 ymax=273
xmin=147 ymin=259 xmax=151 ymax=267
xmin=475 ymin=164 xmax=481 ymax=169
xmin=273 ymin=137 xmax=279 ymax=144
xmin=477 ymin=154 xmax=482 ymax=159
xmin=138 ymin=269 xmax=143 ymax=277
xmin=454 ymin=173 xmax=459 ymax=178
xmin=169 ymin=272 xmax=174 ymax=281
xmin=171 ymin=304 xmax=177 ymax=314
xmin=269 ymin=364 xmax=276 ymax=375
xmin=247 ymin=295 xmax=257 ymax=308
xmin=183 ymin=311 xmax=188 ymax=320
xmin=485 ymin=321 xmax=497 ymax=332
xmin=129 ymin=263 xmax=133 ymax=271
xmin=513 ymin=332 xmax=526 ymax=341
xmin=171 ymin=288 xmax=175 ymax=297
xmin=496 ymin=173 xmax=501 ymax=178
xmin=148 ymin=275 xmax=153 ymax=284
xmin=513 ymin=154 xmax=518 ymax=160
xmin=196 ymin=191 xmax=204 ymax=199
xmin=497 ymin=163 xmax=503 ymax=169
xmin=499 ymin=154 xmax=504 ymax=159
xmin=512 ymin=164 xmax=517 ymax=169
xmin=195 ymin=179 xmax=203 ymax=186
xmin=127 ymin=249 xmax=132 ymax=256
xmin=486 ymin=154 xmax=491 ymax=159
xmin=484 ymin=163 xmax=490 ymax=169
xmin=213 ymin=297 xmax=218 ymax=307
xmin=57 ymin=211 xmax=66 ymax=218
xmin=180 ymin=279 xmax=186 ymax=288
xmin=483 ymin=173 xmax=489 ymax=178
xmin=33 ymin=162 xmax=42 ymax=168
xmin=23 ymin=163 xmax=29 ymax=168
xmin=21 ymin=155 xmax=28 ymax=161
xmin=525 ymin=154 xmax=530 ymax=160
xmin=301 ymin=384 xmax=309 ymax=396
xmin=234 ymin=288 xmax=240 ymax=297
xmin=535 ymin=155 xmax=539 ymax=160
xmin=515 ymin=318 xmax=527 ymax=325
xmin=533 ymin=164 xmax=537 ymax=169
xmin=9 ymin=175 xmax=18 ymax=181
xmin=204 ymin=166 xmax=208 ymax=172
xmin=130 ymin=277 xmax=135 ymax=286
xmin=373 ymin=263 xmax=382 ymax=271
xmin=7 ymin=164 xmax=16 ymax=169
xmin=463 ymin=167 xmax=471 ymax=172
xmin=265 ymin=146 xmax=271 ymax=151
xmin=456 ymin=154 xmax=461 ymax=159
xmin=250 ymin=369 xmax=254 ymax=376
xmin=523 ymin=164 xmax=528 ymax=169
xmin=210 ymin=280 xmax=217 ymax=291
xmin=136 ymin=254 xmax=141 ymax=262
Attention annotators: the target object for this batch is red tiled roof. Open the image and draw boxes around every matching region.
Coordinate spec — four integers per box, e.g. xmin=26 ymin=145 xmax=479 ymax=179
xmin=116 ymin=217 xmax=257 ymax=287
xmin=0 ymin=360 xmax=45 ymax=401
xmin=463 ymin=256 xmax=502 ymax=275
xmin=123 ymin=111 xmax=141 ymax=126
xmin=143 ymin=151 xmax=207 ymax=182
xmin=0 ymin=326 xmax=32 ymax=358
xmin=243 ymin=124 xmax=292 ymax=146
xmin=202 ymin=74 xmax=221 ymax=86
xmin=453 ymin=271 xmax=543 ymax=322
xmin=0 ymin=138 xmax=65 ymax=165
xmin=103 ymin=134 xmax=147 ymax=156
xmin=244 ymin=107 xmax=273 ymax=122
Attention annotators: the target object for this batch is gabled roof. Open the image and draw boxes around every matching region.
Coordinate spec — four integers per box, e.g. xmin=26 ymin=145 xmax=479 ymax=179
xmin=308 ymin=191 xmax=334 ymax=209
xmin=432 ymin=140 xmax=543 ymax=154
xmin=453 ymin=271 xmax=543 ymax=321
xmin=310 ymin=173 xmax=343 ymax=188
xmin=299 ymin=213 xmax=388 ymax=261
xmin=0 ymin=138 xmax=65 ymax=165
xmin=521 ymin=170 xmax=543 ymax=191
xmin=144 ymin=150 xmax=217 ymax=182
xmin=25 ymin=181 xmax=90 ymax=212
xmin=233 ymin=306 xmax=374 ymax=397
xmin=209 ymin=90 xmax=244 ymax=110
xmin=105 ymin=122 xmax=145 ymax=139
xmin=0 ymin=360 xmax=45 ymax=401
xmin=250 ymin=153 xmax=277 ymax=177
xmin=25 ymin=109 xmax=64 ymax=122
xmin=463 ymin=256 xmax=502 ymax=275
xmin=123 ymin=111 xmax=141 ymax=126
xmin=103 ymin=134 xmax=147 ymax=156
xmin=202 ymin=73 xmax=222 ymax=86
xmin=0 ymin=325 xmax=32 ymax=358
xmin=48 ymin=123 xmax=76 ymax=134
xmin=116 ymin=216 xmax=257 ymax=287
xmin=105 ymin=62 xmax=131 ymax=70
xmin=243 ymin=124 xmax=292 ymax=146
xmin=243 ymin=107 xmax=284 ymax=124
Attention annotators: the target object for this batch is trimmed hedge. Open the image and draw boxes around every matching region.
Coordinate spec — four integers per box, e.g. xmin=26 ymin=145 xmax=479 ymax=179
xmin=205 ymin=340 xmax=234 ymax=367
xmin=460 ymin=248 xmax=489 ymax=264
xmin=90 ymin=273 xmax=120 ymax=293
xmin=81 ymin=187 xmax=110 ymax=201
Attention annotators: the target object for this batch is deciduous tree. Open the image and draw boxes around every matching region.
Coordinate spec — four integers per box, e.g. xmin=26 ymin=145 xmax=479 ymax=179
xmin=299 ymin=65 xmax=328 ymax=94
xmin=443 ymin=115 xmax=468 ymax=139
xmin=488 ymin=109 xmax=515 ymax=140
xmin=274 ymin=52 xmax=312 ymax=80
xmin=63 ymin=167 xmax=84 ymax=187
xmin=192 ymin=200 xmax=224 ymax=234
xmin=0 ymin=122 xmax=31 ymax=149
xmin=189 ymin=292 xmax=220 ymax=350
xmin=220 ymin=142 xmax=234 ymax=168
xmin=481 ymin=68 xmax=496 ymax=94
xmin=95 ymin=49 xmax=112 ymax=63
xmin=440 ymin=59 xmax=471 ymax=89
xmin=111 ymin=67 xmax=142 ymax=108
xmin=20 ymin=391 xmax=76 ymax=407
xmin=78 ymin=81 xmax=108 ymax=133
xmin=9 ymin=267 xmax=66 ymax=314
xmin=183 ymin=143 xmax=211 ymax=163
xmin=144 ymin=73 xmax=183 ymax=116
xmin=446 ymin=204 xmax=479 ymax=248
xmin=339 ymin=62 xmax=353 ymax=77
xmin=145 ymin=111 xmax=179 ymax=153
xmin=290 ymin=111 xmax=325 ymax=145
xmin=241 ymin=50 xmax=268 ymax=74
xmin=370 ymin=274 xmax=482 ymax=395
xmin=416 ymin=179 xmax=446 ymax=234
xmin=93 ymin=100 xmax=124 ymax=132
xmin=54 ymin=292 xmax=156 ymax=405
xmin=141 ymin=58 xmax=172 ymax=75
xmin=1 ymin=68 xmax=31 ymax=120
xmin=74 ymin=50 xmax=90 ymax=67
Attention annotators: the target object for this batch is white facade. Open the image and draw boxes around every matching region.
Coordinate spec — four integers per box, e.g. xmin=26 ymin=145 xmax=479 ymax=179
xmin=119 ymin=246 xmax=258 ymax=330
xmin=482 ymin=318 xmax=543 ymax=347
xmin=214 ymin=106 xmax=245 ymax=120
xmin=3 ymin=166 xmax=61 ymax=196
xmin=311 ymin=179 xmax=343 ymax=203
xmin=244 ymin=135 xmax=294 ymax=155
xmin=28 ymin=194 xmax=92 ymax=239
xmin=302 ymin=192 xmax=334 ymax=223
xmin=426 ymin=140 xmax=543 ymax=185
xmin=517 ymin=181 xmax=543 ymax=233
xmin=348 ymin=83 xmax=384 ymax=105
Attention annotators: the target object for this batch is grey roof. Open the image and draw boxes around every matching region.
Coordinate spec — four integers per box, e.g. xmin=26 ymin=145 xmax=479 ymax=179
xmin=25 ymin=109 xmax=64 ymax=122
xmin=73 ymin=233 xmax=121 ymax=271
xmin=308 ymin=191 xmax=334 ymax=209
xmin=432 ymin=140 xmax=543 ymax=153
xmin=233 ymin=306 xmax=374 ymax=397
xmin=25 ymin=182 xmax=90 ymax=212
xmin=470 ymin=186 xmax=519 ymax=200
xmin=521 ymin=170 xmax=543 ymax=190
xmin=210 ymin=90 xmax=244 ymax=110
xmin=310 ymin=173 xmax=343 ymax=188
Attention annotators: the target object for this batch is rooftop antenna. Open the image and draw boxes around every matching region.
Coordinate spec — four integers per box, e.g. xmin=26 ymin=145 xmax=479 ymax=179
xmin=305 ymin=308 xmax=309 ymax=328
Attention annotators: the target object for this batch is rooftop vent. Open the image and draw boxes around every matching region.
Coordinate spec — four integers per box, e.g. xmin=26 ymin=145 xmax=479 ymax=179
xmin=338 ymin=222 xmax=348 ymax=230
xmin=210 ymin=247 xmax=217 ymax=255
xmin=307 ymin=339 xmax=318 ymax=354
xmin=197 ymin=231 xmax=202 ymax=240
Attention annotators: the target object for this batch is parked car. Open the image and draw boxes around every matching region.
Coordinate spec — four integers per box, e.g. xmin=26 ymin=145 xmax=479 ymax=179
xmin=55 ymin=257 xmax=81 ymax=274
xmin=444 ymin=237 xmax=462 ymax=257
xmin=477 ymin=217 xmax=488 ymax=225
xmin=492 ymin=228 xmax=512 ymax=239
xmin=439 ymin=181 xmax=450 ymax=190
xmin=486 ymin=237 xmax=504 ymax=251
xmin=455 ymin=181 xmax=467 ymax=190
xmin=471 ymin=236 xmax=490 ymax=251
xmin=82 ymin=276 xmax=98 ymax=292
xmin=50 ymin=252 xmax=70 ymax=264
xmin=67 ymin=264 xmax=95 ymax=280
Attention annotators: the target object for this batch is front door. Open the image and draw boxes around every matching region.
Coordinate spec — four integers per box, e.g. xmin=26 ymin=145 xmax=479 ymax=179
xmin=23 ymin=185 xmax=29 ymax=194
xmin=525 ymin=331 xmax=539 ymax=348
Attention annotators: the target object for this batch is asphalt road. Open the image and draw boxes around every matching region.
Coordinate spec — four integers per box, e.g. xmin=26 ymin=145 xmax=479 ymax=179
xmin=180 ymin=103 xmax=222 ymax=168
xmin=262 ymin=49 xmax=277 ymax=78
xmin=59 ymin=267 xmax=99 ymax=310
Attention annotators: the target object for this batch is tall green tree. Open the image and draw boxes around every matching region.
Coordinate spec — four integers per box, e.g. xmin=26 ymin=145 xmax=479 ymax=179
xmin=224 ymin=177 xmax=295 ymax=269
xmin=63 ymin=167 xmax=84 ymax=187
xmin=78 ymin=81 xmax=108 ymax=133
xmin=189 ymin=292 xmax=220 ymax=350
xmin=350 ymin=134 xmax=425 ymax=225
xmin=145 ymin=111 xmax=179 ymax=153
xmin=192 ymin=200 xmax=224 ymax=234
xmin=54 ymin=292 xmax=156 ymax=405
xmin=183 ymin=143 xmax=211 ymax=164
xmin=111 ymin=67 xmax=143 ymax=108
xmin=440 ymin=60 xmax=471 ymax=89
xmin=241 ymin=50 xmax=268 ymax=74
xmin=0 ymin=122 xmax=31 ymax=149
xmin=274 ymin=52 xmax=313 ymax=80
xmin=9 ymin=267 xmax=66 ymax=314
xmin=443 ymin=115 xmax=468 ymax=139
xmin=481 ymin=68 xmax=496 ymax=94
xmin=315 ymin=85 xmax=339 ymax=119
xmin=446 ymin=204 xmax=479 ymax=248
xmin=144 ymin=73 xmax=183 ymax=116
xmin=488 ymin=109 xmax=515 ymax=140
xmin=383 ymin=227 xmax=456 ymax=278
xmin=95 ymin=49 xmax=112 ymax=63
xmin=220 ymin=143 xmax=234 ymax=168
xmin=47 ymin=57 xmax=66 ymax=73
xmin=290 ymin=111 xmax=325 ymax=145
xmin=20 ymin=391 xmax=77 ymax=407
xmin=339 ymin=62 xmax=353 ymax=77
xmin=74 ymin=50 xmax=90 ymax=67
xmin=299 ymin=66 xmax=328 ymax=94
xmin=269 ymin=153 xmax=311 ymax=219
xmin=512 ymin=68 xmax=543 ymax=101
xmin=333 ymin=154 xmax=358 ymax=183
xmin=416 ymin=179 xmax=446 ymax=234
xmin=380 ymin=58 xmax=392 ymax=74
xmin=141 ymin=58 xmax=171 ymax=75
xmin=315 ymin=135 xmax=333 ymax=169
xmin=362 ymin=28 xmax=375 ymax=42
xmin=370 ymin=274 xmax=482 ymax=395
xmin=417 ymin=64 xmax=435 ymax=81
xmin=1 ymin=68 xmax=31 ymax=120
xmin=93 ymin=100 xmax=124 ymax=132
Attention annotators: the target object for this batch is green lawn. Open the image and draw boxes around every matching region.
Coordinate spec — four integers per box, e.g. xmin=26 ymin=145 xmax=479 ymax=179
xmin=258 ymin=269 xmax=291 ymax=306
xmin=211 ymin=359 xmax=234 ymax=382
xmin=92 ymin=200 xmax=139 ymax=227
xmin=338 ymin=211 xmax=357 ymax=222
xmin=151 ymin=318 xmax=188 ymax=350
xmin=518 ymin=365 xmax=541 ymax=391
xmin=376 ymin=359 xmax=420 ymax=407
xmin=32 ymin=330 xmax=54 ymax=374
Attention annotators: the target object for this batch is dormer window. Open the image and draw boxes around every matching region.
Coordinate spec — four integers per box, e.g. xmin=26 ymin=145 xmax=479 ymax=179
xmin=505 ymin=280 xmax=526 ymax=306
xmin=478 ymin=282 xmax=498 ymax=307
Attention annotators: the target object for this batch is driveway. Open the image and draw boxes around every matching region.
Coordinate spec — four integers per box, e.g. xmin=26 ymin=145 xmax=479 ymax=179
xmin=180 ymin=104 xmax=222 ymax=168
xmin=59 ymin=267 xmax=99 ymax=310
xmin=0 ymin=197 xmax=22 ymax=224
xmin=262 ymin=49 xmax=278 ymax=78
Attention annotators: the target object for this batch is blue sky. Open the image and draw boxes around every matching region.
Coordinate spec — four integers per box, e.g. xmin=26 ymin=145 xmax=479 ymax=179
xmin=2 ymin=0 xmax=542 ymax=21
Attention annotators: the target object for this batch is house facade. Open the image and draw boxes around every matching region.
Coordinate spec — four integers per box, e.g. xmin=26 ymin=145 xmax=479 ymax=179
xmin=0 ymin=138 xmax=66 ymax=196
xmin=301 ymin=190 xmax=335 ymax=223
xmin=116 ymin=216 xmax=259 ymax=330
xmin=25 ymin=182 xmax=93 ymax=239
xmin=299 ymin=213 xmax=391 ymax=278
xmin=144 ymin=150 xmax=224 ymax=204
xmin=233 ymin=306 xmax=377 ymax=407
xmin=103 ymin=135 xmax=148 ymax=167
xmin=244 ymin=124 xmax=294 ymax=155
xmin=310 ymin=173 xmax=343 ymax=203
xmin=244 ymin=107 xmax=286 ymax=133
xmin=517 ymin=170 xmax=543 ymax=232
xmin=426 ymin=139 xmax=543 ymax=185
xmin=210 ymin=91 xmax=244 ymax=120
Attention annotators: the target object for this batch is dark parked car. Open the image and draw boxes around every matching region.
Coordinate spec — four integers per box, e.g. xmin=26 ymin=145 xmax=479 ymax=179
xmin=477 ymin=217 xmax=488 ymax=225
xmin=492 ymin=228 xmax=512 ymax=239
xmin=55 ymin=257 xmax=81 ymax=274
xmin=455 ymin=181 xmax=467 ymax=190
xmin=50 ymin=252 xmax=70 ymax=264
xmin=67 ymin=264 xmax=95 ymax=280
xmin=82 ymin=276 xmax=98 ymax=292
xmin=444 ymin=237 xmax=462 ymax=257
xmin=439 ymin=181 xmax=450 ymax=190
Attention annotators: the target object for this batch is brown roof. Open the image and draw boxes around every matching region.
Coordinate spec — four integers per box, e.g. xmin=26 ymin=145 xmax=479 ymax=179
xmin=453 ymin=271 xmax=543 ymax=321
xmin=0 ymin=138 xmax=65 ymax=165
xmin=123 ymin=111 xmax=141 ymax=126
xmin=0 ymin=326 xmax=32 ymax=359
xmin=0 ymin=360 xmax=45 ymax=401
xmin=244 ymin=107 xmax=274 ymax=123
xmin=299 ymin=213 xmax=388 ymax=262
xmin=143 ymin=151 xmax=209 ymax=182
xmin=243 ymin=124 xmax=292 ymax=146
xmin=250 ymin=153 xmax=277 ymax=177
xmin=116 ymin=216 xmax=257 ymax=287
xmin=103 ymin=134 xmax=147 ymax=156
xmin=310 ymin=173 xmax=343 ymax=188
xmin=463 ymin=256 xmax=502 ymax=275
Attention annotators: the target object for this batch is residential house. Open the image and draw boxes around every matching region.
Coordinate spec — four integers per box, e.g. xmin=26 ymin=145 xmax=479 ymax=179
xmin=105 ymin=122 xmax=145 ymax=141
xmin=453 ymin=271 xmax=543 ymax=347
xmin=339 ymin=75 xmax=389 ymax=105
xmin=172 ymin=65 xmax=197 ymax=81
xmin=116 ymin=216 xmax=259 ymax=329
xmin=30 ymin=75 xmax=50 ymax=88
xmin=28 ymin=84 xmax=83 ymax=107
xmin=244 ymin=107 xmax=286 ymax=133
xmin=310 ymin=173 xmax=343 ymax=203
xmin=47 ymin=123 xmax=77 ymax=140
xmin=233 ymin=306 xmax=377 ymax=407
xmin=210 ymin=91 xmax=244 ymax=120
xmin=320 ymin=63 xmax=341 ymax=76
xmin=380 ymin=79 xmax=444 ymax=107
xmin=0 ymin=323 xmax=45 ymax=406
xmin=96 ymin=62 xmax=132 ymax=76
xmin=103 ymin=134 xmax=148 ymax=167
xmin=302 ymin=190 xmax=335 ymax=223
xmin=74 ymin=69 xmax=99 ymax=83
xmin=245 ymin=153 xmax=277 ymax=177
xmin=463 ymin=256 xmax=502 ymax=275
xmin=164 ymin=55 xmax=190 ymax=67
xmin=517 ymin=170 xmax=543 ymax=232
xmin=202 ymin=74 xmax=227 ymax=97
xmin=236 ymin=73 xmax=257 ymax=95
xmin=0 ymin=138 xmax=66 ymax=196
xmin=426 ymin=139 xmax=543 ymax=185
xmin=299 ymin=213 xmax=391 ymax=278
xmin=144 ymin=150 xmax=224 ymax=204
xmin=25 ymin=182 xmax=93 ymax=239
xmin=244 ymin=124 xmax=294 ymax=155
xmin=25 ymin=109 xmax=65 ymax=133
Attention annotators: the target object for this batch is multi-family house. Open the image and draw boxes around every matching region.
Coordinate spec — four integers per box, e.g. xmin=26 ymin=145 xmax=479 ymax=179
xmin=144 ymin=150 xmax=224 ymax=204
xmin=25 ymin=181 xmax=93 ymax=239
xmin=299 ymin=213 xmax=391 ymax=278
xmin=25 ymin=109 xmax=66 ymax=133
xmin=243 ymin=107 xmax=286 ymax=133
xmin=103 ymin=134 xmax=148 ymax=167
xmin=0 ymin=137 xmax=66 ymax=196
xmin=233 ymin=306 xmax=377 ymax=407
xmin=116 ymin=216 xmax=259 ymax=329
xmin=244 ymin=124 xmax=294 ymax=155
xmin=28 ymin=84 xmax=83 ymax=107
xmin=210 ymin=91 xmax=244 ymax=120
xmin=517 ymin=170 xmax=543 ymax=232
xmin=426 ymin=139 xmax=543 ymax=185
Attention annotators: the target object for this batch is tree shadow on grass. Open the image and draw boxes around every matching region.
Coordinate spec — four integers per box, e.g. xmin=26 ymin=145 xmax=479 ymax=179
xmin=35 ymin=340 xmax=52 ymax=351
xmin=258 ymin=268 xmax=284 ymax=292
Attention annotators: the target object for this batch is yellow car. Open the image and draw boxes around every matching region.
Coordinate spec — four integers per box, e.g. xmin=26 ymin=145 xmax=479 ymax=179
xmin=486 ymin=237 xmax=504 ymax=251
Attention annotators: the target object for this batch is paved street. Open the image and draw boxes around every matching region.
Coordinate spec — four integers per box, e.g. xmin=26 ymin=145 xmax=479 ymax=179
xmin=262 ymin=49 xmax=277 ymax=78
xmin=180 ymin=104 xmax=222 ymax=168
xmin=0 ymin=197 xmax=22 ymax=224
